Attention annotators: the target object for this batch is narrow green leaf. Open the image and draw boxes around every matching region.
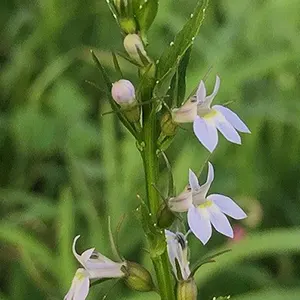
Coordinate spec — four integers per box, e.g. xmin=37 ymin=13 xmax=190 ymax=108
xmin=108 ymin=216 xmax=123 ymax=262
xmin=116 ymin=51 xmax=141 ymax=67
xmin=154 ymin=0 xmax=208 ymax=98
xmin=91 ymin=50 xmax=139 ymax=140
xmin=112 ymin=52 xmax=124 ymax=78
xmin=135 ymin=0 xmax=159 ymax=34
xmin=161 ymin=151 xmax=175 ymax=197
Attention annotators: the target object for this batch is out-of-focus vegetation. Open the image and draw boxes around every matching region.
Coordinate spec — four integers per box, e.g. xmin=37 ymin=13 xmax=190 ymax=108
xmin=1 ymin=0 xmax=300 ymax=299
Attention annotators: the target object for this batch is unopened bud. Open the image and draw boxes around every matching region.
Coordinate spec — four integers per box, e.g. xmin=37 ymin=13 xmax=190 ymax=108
xmin=123 ymin=261 xmax=155 ymax=292
xmin=111 ymin=79 xmax=140 ymax=122
xmin=177 ymin=278 xmax=198 ymax=300
xmin=112 ymin=79 xmax=136 ymax=105
xmin=157 ymin=205 xmax=175 ymax=228
xmin=124 ymin=34 xmax=150 ymax=66
xmin=113 ymin=0 xmax=137 ymax=33
xmin=161 ymin=112 xmax=178 ymax=136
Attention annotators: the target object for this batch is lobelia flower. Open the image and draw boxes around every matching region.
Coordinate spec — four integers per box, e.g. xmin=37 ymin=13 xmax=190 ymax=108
xmin=172 ymin=76 xmax=250 ymax=152
xmin=64 ymin=235 xmax=126 ymax=300
xmin=165 ymin=230 xmax=191 ymax=280
xmin=168 ymin=162 xmax=247 ymax=245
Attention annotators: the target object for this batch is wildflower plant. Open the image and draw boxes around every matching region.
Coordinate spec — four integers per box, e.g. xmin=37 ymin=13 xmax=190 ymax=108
xmin=65 ymin=0 xmax=250 ymax=299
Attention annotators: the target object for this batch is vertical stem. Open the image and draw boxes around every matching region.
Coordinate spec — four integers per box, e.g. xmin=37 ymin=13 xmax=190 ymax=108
xmin=142 ymin=114 xmax=176 ymax=300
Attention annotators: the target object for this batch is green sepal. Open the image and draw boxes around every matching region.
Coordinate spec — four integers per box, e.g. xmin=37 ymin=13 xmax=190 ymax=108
xmin=90 ymin=50 xmax=140 ymax=140
xmin=160 ymin=151 xmax=175 ymax=197
xmin=170 ymin=46 xmax=192 ymax=108
xmin=135 ymin=0 xmax=159 ymax=36
xmin=108 ymin=216 xmax=123 ymax=262
xmin=136 ymin=198 xmax=166 ymax=257
xmin=112 ymin=52 xmax=124 ymax=78
xmin=154 ymin=0 xmax=208 ymax=99
xmin=190 ymin=249 xmax=231 ymax=277
xmin=136 ymin=45 xmax=150 ymax=66
xmin=116 ymin=51 xmax=141 ymax=67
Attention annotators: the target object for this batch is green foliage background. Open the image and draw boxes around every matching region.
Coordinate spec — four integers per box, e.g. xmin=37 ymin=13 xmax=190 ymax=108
xmin=1 ymin=0 xmax=300 ymax=299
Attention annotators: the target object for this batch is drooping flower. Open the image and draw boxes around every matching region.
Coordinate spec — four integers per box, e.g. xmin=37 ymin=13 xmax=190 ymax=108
xmin=172 ymin=76 xmax=250 ymax=152
xmin=168 ymin=163 xmax=247 ymax=245
xmin=165 ymin=230 xmax=191 ymax=280
xmin=64 ymin=236 xmax=126 ymax=300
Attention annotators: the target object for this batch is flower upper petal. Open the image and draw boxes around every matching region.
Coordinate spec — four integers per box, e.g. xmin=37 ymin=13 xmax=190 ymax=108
xmin=193 ymin=116 xmax=218 ymax=152
xmin=205 ymin=76 xmax=220 ymax=107
xmin=72 ymin=236 xmax=88 ymax=268
xmin=207 ymin=204 xmax=234 ymax=238
xmin=189 ymin=169 xmax=200 ymax=191
xmin=188 ymin=206 xmax=212 ymax=245
xmin=213 ymin=105 xmax=250 ymax=133
xmin=213 ymin=111 xmax=241 ymax=144
xmin=208 ymin=194 xmax=247 ymax=220
xmin=196 ymin=81 xmax=206 ymax=104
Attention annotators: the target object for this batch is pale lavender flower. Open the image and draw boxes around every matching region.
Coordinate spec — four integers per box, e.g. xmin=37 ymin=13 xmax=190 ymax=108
xmin=168 ymin=163 xmax=247 ymax=245
xmin=111 ymin=79 xmax=136 ymax=105
xmin=172 ymin=76 xmax=250 ymax=152
xmin=64 ymin=235 xmax=125 ymax=300
xmin=165 ymin=230 xmax=191 ymax=280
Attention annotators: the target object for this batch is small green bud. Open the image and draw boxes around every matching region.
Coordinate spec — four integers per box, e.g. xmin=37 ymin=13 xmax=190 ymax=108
xmin=123 ymin=261 xmax=155 ymax=292
xmin=124 ymin=34 xmax=150 ymax=66
xmin=177 ymin=278 xmax=198 ymax=300
xmin=114 ymin=0 xmax=137 ymax=33
xmin=157 ymin=205 xmax=175 ymax=228
xmin=161 ymin=112 xmax=178 ymax=136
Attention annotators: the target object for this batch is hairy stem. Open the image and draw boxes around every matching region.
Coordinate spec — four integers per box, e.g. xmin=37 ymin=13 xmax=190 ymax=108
xmin=141 ymin=114 xmax=176 ymax=300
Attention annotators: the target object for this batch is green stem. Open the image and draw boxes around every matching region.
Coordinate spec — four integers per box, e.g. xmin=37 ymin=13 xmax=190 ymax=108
xmin=141 ymin=115 xmax=176 ymax=300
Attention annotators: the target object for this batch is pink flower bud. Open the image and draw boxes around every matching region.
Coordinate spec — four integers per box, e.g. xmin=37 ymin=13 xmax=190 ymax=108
xmin=111 ymin=79 xmax=136 ymax=105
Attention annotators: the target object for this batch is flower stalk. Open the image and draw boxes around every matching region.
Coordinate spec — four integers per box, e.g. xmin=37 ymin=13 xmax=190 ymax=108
xmin=141 ymin=109 xmax=176 ymax=300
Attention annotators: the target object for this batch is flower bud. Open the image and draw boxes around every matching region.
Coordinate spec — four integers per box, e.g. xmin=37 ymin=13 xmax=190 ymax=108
xmin=123 ymin=261 xmax=155 ymax=292
xmin=111 ymin=79 xmax=140 ymax=122
xmin=123 ymin=34 xmax=150 ymax=66
xmin=113 ymin=0 xmax=137 ymax=33
xmin=111 ymin=79 xmax=136 ymax=105
xmin=177 ymin=278 xmax=198 ymax=300
xmin=157 ymin=205 xmax=175 ymax=228
xmin=161 ymin=112 xmax=178 ymax=136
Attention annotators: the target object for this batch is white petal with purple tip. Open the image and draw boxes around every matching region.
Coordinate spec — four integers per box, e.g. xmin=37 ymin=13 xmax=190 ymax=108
xmin=193 ymin=116 xmax=218 ymax=152
xmin=213 ymin=105 xmax=250 ymax=133
xmin=208 ymin=194 xmax=247 ymax=220
xmin=188 ymin=206 xmax=212 ymax=245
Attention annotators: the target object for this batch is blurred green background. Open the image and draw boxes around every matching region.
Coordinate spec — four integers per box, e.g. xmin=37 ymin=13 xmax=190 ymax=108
xmin=1 ymin=0 xmax=300 ymax=299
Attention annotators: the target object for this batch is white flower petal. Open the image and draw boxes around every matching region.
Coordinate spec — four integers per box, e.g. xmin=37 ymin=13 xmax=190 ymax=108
xmin=188 ymin=206 xmax=212 ymax=245
xmin=205 ymin=76 xmax=220 ymax=107
xmin=213 ymin=105 xmax=250 ymax=133
xmin=81 ymin=248 xmax=95 ymax=263
xmin=64 ymin=268 xmax=90 ymax=300
xmin=193 ymin=116 xmax=218 ymax=152
xmin=207 ymin=204 xmax=234 ymax=238
xmin=189 ymin=169 xmax=200 ymax=190
xmin=87 ymin=263 xmax=125 ymax=279
xmin=72 ymin=236 xmax=87 ymax=267
xmin=172 ymin=100 xmax=198 ymax=123
xmin=196 ymin=81 xmax=206 ymax=103
xmin=168 ymin=188 xmax=193 ymax=212
xmin=208 ymin=194 xmax=247 ymax=220
xmin=213 ymin=112 xmax=241 ymax=144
